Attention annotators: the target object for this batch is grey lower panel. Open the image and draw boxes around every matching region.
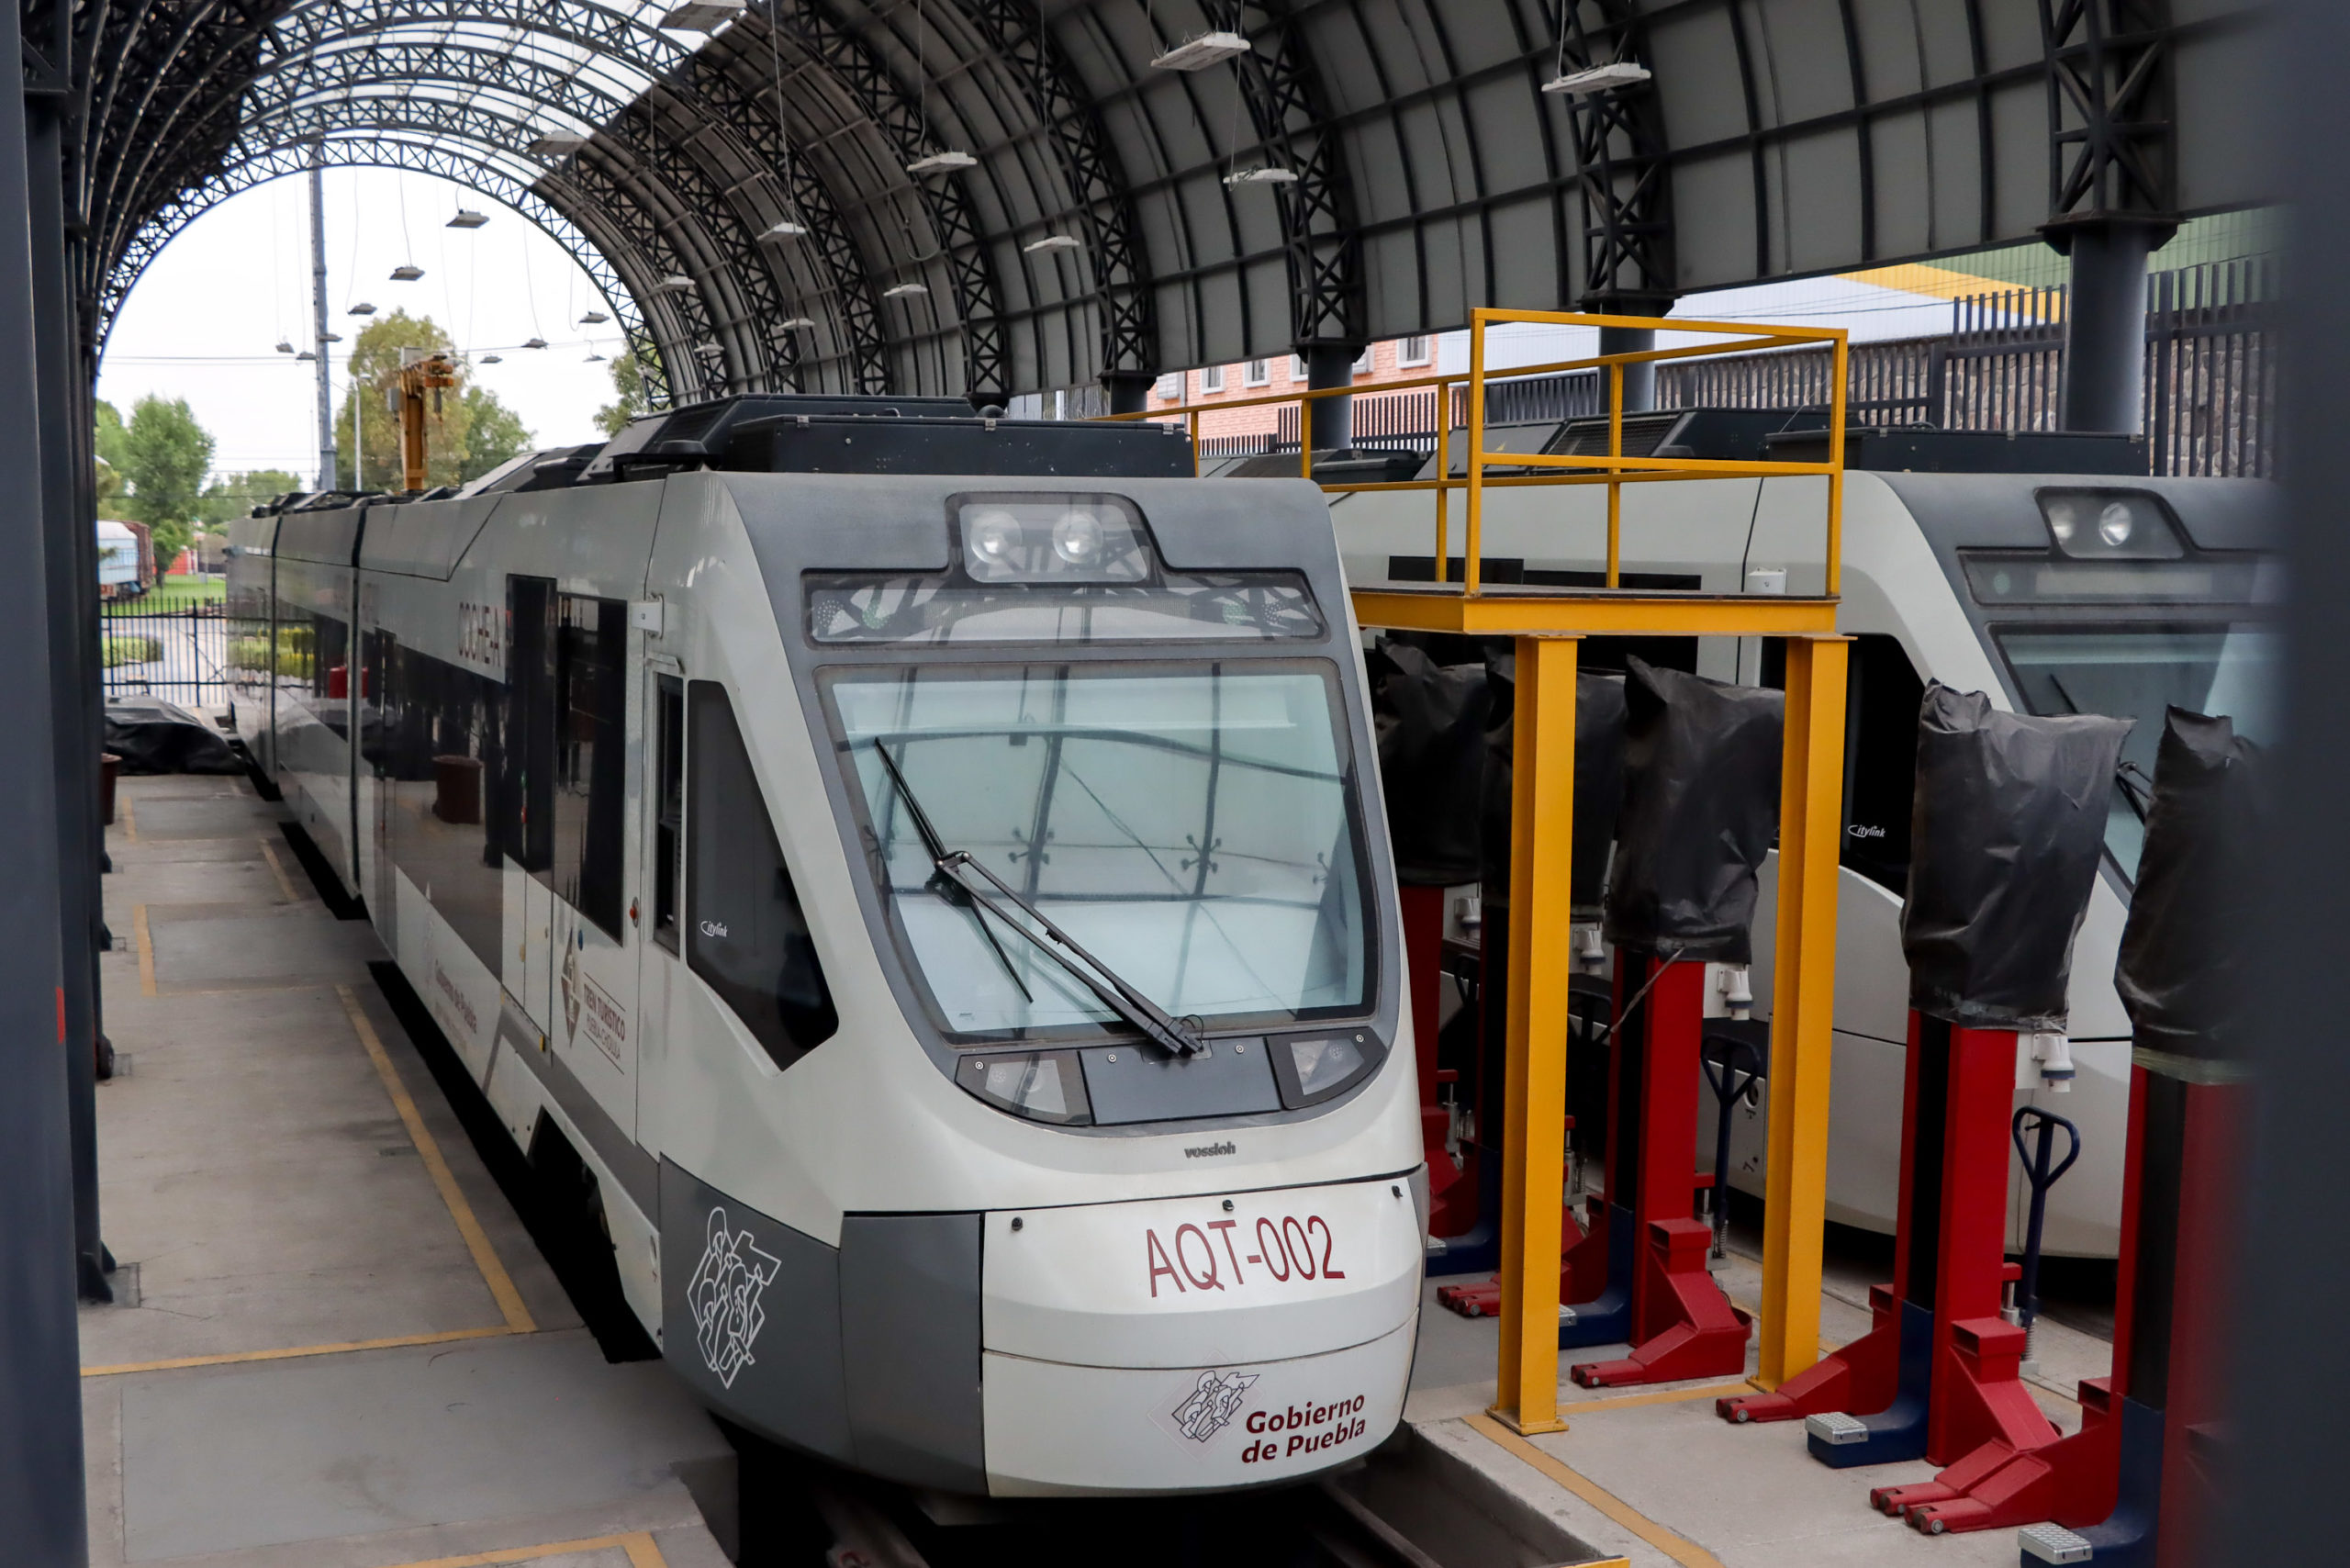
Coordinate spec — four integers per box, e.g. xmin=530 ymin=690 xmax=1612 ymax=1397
xmin=839 ymin=1213 xmax=986 ymax=1494
xmin=658 ymin=1159 xmax=852 ymax=1464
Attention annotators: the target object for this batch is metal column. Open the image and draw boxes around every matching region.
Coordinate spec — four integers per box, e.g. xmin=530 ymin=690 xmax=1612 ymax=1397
xmin=1303 ymin=343 xmax=1358 ymax=453
xmin=1098 ymin=369 xmax=1156 ymax=417
xmin=2058 ymin=223 xmax=2163 ymax=434
xmin=1596 ymin=323 xmax=1659 ymax=413
xmin=1756 ymin=635 xmax=1850 ymax=1388
xmin=310 ymin=156 xmax=338 ymax=491
xmin=1493 ymin=635 xmax=1579 ymax=1433
xmin=0 ymin=0 xmax=91 ymax=1548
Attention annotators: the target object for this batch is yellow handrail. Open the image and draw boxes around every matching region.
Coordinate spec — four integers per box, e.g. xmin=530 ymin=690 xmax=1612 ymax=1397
xmin=1113 ymin=307 xmax=1850 ymax=600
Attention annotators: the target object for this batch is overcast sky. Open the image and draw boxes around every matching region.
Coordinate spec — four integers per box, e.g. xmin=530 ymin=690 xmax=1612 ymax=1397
xmin=98 ymin=166 xmax=633 ymax=486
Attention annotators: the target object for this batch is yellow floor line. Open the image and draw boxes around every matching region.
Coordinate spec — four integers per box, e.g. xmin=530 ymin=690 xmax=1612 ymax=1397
xmin=84 ymin=1325 xmax=518 ymax=1378
xmin=259 ymin=835 xmax=302 ymax=902
xmin=1560 ymin=1380 xmax=1754 ymax=1415
xmin=132 ymin=904 xmax=155 ymax=997
xmin=337 ymin=982 xmax=537 ymax=1334
xmin=371 ymin=1529 xmax=668 ymax=1568
xmin=1463 ymin=1411 xmax=1727 ymax=1568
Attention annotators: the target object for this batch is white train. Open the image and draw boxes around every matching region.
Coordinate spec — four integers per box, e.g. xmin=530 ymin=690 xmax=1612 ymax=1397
xmin=226 ymin=396 xmax=1425 ymax=1496
xmin=1320 ymin=415 xmax=2281 ymax=1259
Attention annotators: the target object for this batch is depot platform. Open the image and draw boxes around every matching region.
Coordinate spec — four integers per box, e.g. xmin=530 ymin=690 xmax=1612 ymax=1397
xmin=81 ymin=767 xmax=2113 ymax=1568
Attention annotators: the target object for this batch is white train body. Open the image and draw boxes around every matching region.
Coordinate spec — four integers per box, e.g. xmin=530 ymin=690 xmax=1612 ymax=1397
xmin=1320 ymin=424 xmax=2278 ymax=1259
xmin=227 ymin=403 xmax=1423 ymax=1495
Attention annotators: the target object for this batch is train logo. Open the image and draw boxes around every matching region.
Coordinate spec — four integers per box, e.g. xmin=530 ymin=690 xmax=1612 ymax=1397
xmin=559 ymin=946 xmax=581 ymax=1044
xmin=687 ymin=1207 xmax=781 ymax=1389
xmin=1169 ymin=1369 xmax=1259 ymax=1441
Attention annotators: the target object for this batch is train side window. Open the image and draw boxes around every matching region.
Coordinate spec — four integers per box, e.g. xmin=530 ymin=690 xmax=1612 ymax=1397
xmin=1841 ymin=633 xmax=1924 ymax=894
xmin=554 ymin=594 xmax=627 ymax=939
xmin=653 ymin=676 xmax=683 ymax=953
xmin=501 ymin=576 xmax=555 ymax=872
xmin=687 ymin=681 xmax=837 ymax=1069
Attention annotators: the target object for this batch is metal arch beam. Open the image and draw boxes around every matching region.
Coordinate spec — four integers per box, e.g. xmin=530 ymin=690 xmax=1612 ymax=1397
xmin=770 ymin=0 xmax=1012 ymax=399
xmin=951 ymin=0 xmax=1158 ymax=379
xmin=104 ymin=135 xmax=677 ymax=409
xmin=1233 ymin=0 xmax=1365 ymax=350
xmin=1559 ymin=3 xmax=1673 ymax=313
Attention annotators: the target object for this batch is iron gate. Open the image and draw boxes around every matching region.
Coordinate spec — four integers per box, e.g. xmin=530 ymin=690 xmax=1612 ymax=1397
xmin=101 ymin=594 xmax=228 ymax=706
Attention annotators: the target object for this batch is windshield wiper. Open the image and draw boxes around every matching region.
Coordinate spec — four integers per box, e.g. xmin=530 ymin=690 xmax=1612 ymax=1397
xmin=873 ymin=742 xmax=1208 ymax=1058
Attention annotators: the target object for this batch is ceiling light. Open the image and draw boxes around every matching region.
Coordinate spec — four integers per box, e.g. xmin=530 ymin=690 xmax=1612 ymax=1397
xmin=905 ymin=150 xmax=978 ymax=176
xmin=658 ymin=0 xmax=744 ymax=29
xmin=578 ymin=310 xmax=610 ymax=324
xmin=1024 ymin=234 xmax=1081 ymax=254
xmin=523 ymin=337 xmax=548 ymax=350
xmin=1224 ymin=166 xmax=1299 ymax=186
xmin=480 ymin=354 xmax=504 ymax=364
xmin=348 ymin=302 xmax=376 ymax=316
xmin=274 ymin=340 xmax=294 ymax=353
xmin=776 ymin=317 xmax=816 ymax=330
xmin=528 ymin=134 xmax=587 ymax=158
xmin=883 ymin=282 xmax=930 ymax=298
xmin=390 ymin=264 xmax=424 ymax=282
xmin=1151 ymin=31 xmax=1251 ymax=71
xmin=447 ymin=209 xmax=489 ymax=230
xmin=1542 ymin=62 xmax=1651 ymax=96
xmin=296 ymin=351 xmax=317 ymax=361
xmin=762 ymin=218 xmax=809 ymax=240
xmin=586 ymin=350 xmax=606 ymax=363
xmin=318 ymin=331 xmax=343 ymax=342
xmin=655 ymin=274 xmax=693 ymax=294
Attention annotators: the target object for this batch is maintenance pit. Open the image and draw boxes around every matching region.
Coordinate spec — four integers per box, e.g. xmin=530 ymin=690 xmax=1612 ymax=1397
xmin=83 ymin=767 xmax=2119 ymax=1568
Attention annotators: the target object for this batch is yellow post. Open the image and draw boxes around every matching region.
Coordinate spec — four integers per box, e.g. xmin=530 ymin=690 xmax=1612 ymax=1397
xmin=1302 ymin=394 xmax=1315 ymax=481
xmin=1465 ymin=313 xmax=1487 ymax=594
xmin=1434 ymin=375 xmax=1453 ymax=583
xmin=1755 ymin=634 xmax=1851 ymax=1388
xmin=1189 ymin=409 xmax=1201 ymax=477
xmin=1826 ymin=336 xmax=1848 ymax=596
xmin=1493 ymin=634 xmax=1578 ymax=1434
xmin=1605 ymin=362 xmax=1624 ymax=588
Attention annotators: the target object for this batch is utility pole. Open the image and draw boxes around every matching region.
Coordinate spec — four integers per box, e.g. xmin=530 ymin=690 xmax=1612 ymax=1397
xmin=310 ymin=152 xmax=337 ymax=491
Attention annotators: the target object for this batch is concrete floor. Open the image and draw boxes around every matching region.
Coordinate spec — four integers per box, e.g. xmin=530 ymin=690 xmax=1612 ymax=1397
xmin=84 ymin=772 xmax=731 ymax=1568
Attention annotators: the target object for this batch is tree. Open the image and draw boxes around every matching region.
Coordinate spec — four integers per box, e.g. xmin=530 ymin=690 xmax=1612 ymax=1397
xmin=595 ymin=349 xmax=650 ymax=435
xmin=94 ymin=399 xmax=128 ymax=512
xmin=460 ymin=385 xmax=532 ymax=480
xmin=331 ymin=310 xmax=533 ymax=490
xmin=197 ymin=469 xmax=303 ymax=526
xmin=119 ymin=396 xmax=214 ymax=570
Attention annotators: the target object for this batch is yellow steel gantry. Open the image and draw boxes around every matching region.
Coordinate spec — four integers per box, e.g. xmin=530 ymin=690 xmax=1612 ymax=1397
xmin=1113 ymin=307 xmax=1852 ymax=1432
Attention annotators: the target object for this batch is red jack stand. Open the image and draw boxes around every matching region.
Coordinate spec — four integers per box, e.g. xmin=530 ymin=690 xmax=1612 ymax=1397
xmin=1401 ymin=885 xmax=1478 ymax=1235
xmin=1563 ymin=950 xmax=1750 ymax=1387
xmin=1719 ymin=1014 xmax=2058 ymax=1482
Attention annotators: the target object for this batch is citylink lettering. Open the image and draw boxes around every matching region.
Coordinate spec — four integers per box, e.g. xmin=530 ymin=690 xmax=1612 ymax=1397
xmin=1238 ymin=1394 xmax=1369 ymax=1464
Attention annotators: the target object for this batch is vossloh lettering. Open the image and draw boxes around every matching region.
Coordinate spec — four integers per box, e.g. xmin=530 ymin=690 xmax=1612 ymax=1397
xmin=1184 ymin=1140 xmax=1236 ymax=1159
xmin=1238 ymin=1394 xmax=1369 ymax=1464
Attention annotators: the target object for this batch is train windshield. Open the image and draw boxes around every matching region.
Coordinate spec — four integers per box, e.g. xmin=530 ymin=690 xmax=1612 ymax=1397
xmin=826 ymin=662 xmax=1371 ymax=1040
xmin=1993 ymin=623 xmax=2281 ymax=879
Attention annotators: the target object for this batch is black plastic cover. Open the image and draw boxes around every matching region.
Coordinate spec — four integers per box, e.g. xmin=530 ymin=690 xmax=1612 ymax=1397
xmin=1369 ymin=644 xmax=1490 ymax=886
xmin=1603 ymin=658 xmax=1783 ymax=962
xmin=1477 ymin=658 xmax=1627 ymax=917
xmin=2113 ymin=708 xmax=2266 ymax=1062
xmin=1901 ymin=684 xmax=2132 ymax=1030
xmin=106 ymin=696 xmax=243 ymax=774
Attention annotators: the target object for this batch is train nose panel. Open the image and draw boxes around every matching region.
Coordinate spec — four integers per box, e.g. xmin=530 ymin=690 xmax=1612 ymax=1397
xmin=979 ymin=1176 xmax=1423 ymax=1495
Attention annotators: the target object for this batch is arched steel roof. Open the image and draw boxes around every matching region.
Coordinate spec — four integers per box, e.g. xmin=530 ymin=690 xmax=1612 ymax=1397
xmin=49 ymin=0 xmax=2273 ymax=406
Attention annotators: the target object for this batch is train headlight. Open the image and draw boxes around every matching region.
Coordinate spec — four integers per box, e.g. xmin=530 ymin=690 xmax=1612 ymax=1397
xmin=1270 ymin=1030 xmax=1380 ymax=1107
xmin=2036 ymin=489 xmax=2185 ymax=561
xmin=957 ymin=497 xmax=1150 ymax=583
xmin=958 ymin=1049 xmax=1092 ymax=1125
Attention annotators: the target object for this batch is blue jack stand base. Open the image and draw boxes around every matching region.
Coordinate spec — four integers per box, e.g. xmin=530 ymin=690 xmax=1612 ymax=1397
xmin=1806 ymin=1300 xmax=1934 ymax=1468
xmin=1557 ymin=1203 xmax=1634 ymax=1349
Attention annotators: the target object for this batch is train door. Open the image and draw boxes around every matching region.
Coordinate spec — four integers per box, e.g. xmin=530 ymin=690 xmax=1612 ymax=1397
xmin=543 ymin=592 xmax=640 ymax=1138
xmin=636 ymin=669 xmax=686 ymax=1149
xmin=505 ymin=576 xmax=556 ymax=1034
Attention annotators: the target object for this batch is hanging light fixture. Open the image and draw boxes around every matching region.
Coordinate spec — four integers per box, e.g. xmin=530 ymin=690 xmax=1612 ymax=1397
xmin=295 ymin=351 xmax=317 ymax=362
xmin=883 ymin=282 xmax=930 ymax=299
xmin=1151 ymin=31 xmax=1251 ymax=70
xmin=479 ymin=353 xmax=504 ymax=364
xmin=390 ymin=263 xmax=424 ymax=282
xmin=585 ymin=349 xmax=607 ymax=363
xmin=523 ymin=336 xmax=549 ymax=350
xmin=1023 ymin=234 xmax=1081 ymax=254
xmin=528 ymin=133 xmax=587 ymax=158
xmin=655 ymin=274 xmax=694 ymax=294
xmin=577 ymin=309 xmax=610 ymax=324
xmin=274 ymin=339 xmax=294 ymax=353
xmin=1541 ymin=61 xmax=1651 ymax=96
xmin=762 ymin=218 xmax=810 ymax=240
xmin=902 ymin=0 xmax=976 ymax=178
xmin=658 ymin=0 xmax=744 ymax=29
xmin=1224 ymin=166 xmax=1299 ymax=186
xmin=905 ymin=149 xmax=977 ymax=176
xmin=319 ymin=330 xmax=343 ymax=343
xmin=348 ymin=302 xmax=376 ymax=316
xmin=446 ymin=209 xmax=489 ymax=230
xmin=776 ymin=317 xmax=816 ymax=330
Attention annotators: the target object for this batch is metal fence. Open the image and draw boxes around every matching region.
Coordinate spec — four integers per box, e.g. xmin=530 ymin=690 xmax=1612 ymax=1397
xmin=101 ymin=591 xmax=229 ymax=706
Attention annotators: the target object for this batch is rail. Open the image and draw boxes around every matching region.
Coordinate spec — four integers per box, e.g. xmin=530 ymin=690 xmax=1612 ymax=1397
xmin=1104 ymin=306 xmax=1850 ymax=599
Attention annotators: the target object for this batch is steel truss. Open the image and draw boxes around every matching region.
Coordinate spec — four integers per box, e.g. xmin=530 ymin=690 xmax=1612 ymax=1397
xmin=1558 ymin=1 xmax=1672 ymax=314
xmin=2040 ymin=0 xmax=2177 ymax=230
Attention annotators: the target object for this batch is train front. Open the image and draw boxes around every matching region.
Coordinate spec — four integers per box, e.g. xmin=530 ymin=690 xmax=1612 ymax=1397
xmin=658 ymin=464 xmax=1421 ymax=1497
